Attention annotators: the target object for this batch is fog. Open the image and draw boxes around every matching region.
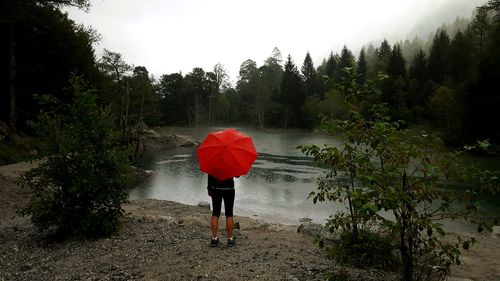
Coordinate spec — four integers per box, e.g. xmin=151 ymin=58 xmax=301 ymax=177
xmin=66 ymin=0 xmax=487 ymax=83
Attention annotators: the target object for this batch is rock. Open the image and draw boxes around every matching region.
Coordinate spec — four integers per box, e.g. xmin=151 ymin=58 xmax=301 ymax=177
xmin=179 ymin=139 xmax=198 ymax=147
xmin=176 ymin=135 xmax=198 ymax=147
xmin=299 ymin=217 xmax=313 ymax=223
xmin=446 ymin=277 xmax=474 ymax=281
xmin=197 ymin=201 xmax=211 ymax=210
xmin=158 ymin=215 xmax=178 ymax=224
xmin=297 ymin=222 xmax=339 ymax=243
xmin=492 ymin=226 xmax=500 ymax=237
xmin=129 ymin=166 xmax=154 ymax=186
xmin=286 ymin=274 xmax=300 ymax=281
xmin=143 ymin=129 xmax=162 ymax=138
xmin=234 ymin=221 xmax=240 ymax=230
xmin=139 ymin=129 xmax=177 ymax=152
xmin=297 ymin=222 xmax=323 ymax=237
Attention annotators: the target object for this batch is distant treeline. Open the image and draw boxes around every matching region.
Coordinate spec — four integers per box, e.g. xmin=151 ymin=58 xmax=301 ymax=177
xmin=1 ymin=0 xmax=499 ymax=144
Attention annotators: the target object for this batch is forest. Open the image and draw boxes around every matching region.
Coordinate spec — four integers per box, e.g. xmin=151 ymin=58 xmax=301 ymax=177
xmin=1 ymin=0 xmax=499 ymax=160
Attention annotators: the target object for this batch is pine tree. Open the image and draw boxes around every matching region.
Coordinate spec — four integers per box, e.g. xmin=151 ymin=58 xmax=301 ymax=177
xmin=326 ymin=52 xmax=337 ymax=78
xmin=370 ymin=39 xmax=392 ymax=77
xmin=301 ymin=52 xmax=317 ymax=97
xmin=259 ymin=48 xmax=284 ymax=129
xmin=336 ymin=46 xmax=355 ymax=81
xmin=236 ymin=59 xmax=258 ymax=124
xmin=409 ymin=49 xmax=427 ymax=83
xmin=471 ymin=0 xmax=500 ymax=142
xmin=427 ymin=30 xmax=451 ymax=84
xmin=357 ymin=48 xmax=368 ymax=84
xmin=387 ymin=44 xmax=407 ymax=79
xmin=281 ymin=55 xmax=305 ymax=128
xmin=377 ymin=39 xmax=392 ymax=63
xmin=469 ymin=7 xmax=493 ymax=58
xmin=407 ymin=49 xmax=429 ymax=121
xmin=448 ymin=31 xmax=477 ymax=84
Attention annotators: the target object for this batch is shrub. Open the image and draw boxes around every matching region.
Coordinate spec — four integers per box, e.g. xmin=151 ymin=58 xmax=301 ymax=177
xmin=332 ymin=230 xmax=398 ymax=270
xmin=300 ymin=69 xmax=499 ymax=281
xmin=19 ymin=75 xmax=131 ymax=238
xmin=0 ymin=122 xmax=36 ymax=165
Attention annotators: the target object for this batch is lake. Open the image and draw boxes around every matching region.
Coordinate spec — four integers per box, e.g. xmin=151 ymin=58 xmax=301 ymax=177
xmin=129 ymin=126 xmax=500 ymax=231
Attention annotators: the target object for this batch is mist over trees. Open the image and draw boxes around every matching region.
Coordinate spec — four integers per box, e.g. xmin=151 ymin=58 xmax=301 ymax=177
xmin=1 ymin=0 xmax=500 ymax=145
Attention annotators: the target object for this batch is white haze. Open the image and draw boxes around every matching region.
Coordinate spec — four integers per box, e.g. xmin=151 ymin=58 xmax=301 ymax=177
xmin=65 ymin=0 xmax=487 ymax=84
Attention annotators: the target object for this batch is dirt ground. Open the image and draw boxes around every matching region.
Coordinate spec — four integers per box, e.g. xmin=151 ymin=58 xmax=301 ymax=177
xmin=1 ymin=161 xmax=499 ymax=281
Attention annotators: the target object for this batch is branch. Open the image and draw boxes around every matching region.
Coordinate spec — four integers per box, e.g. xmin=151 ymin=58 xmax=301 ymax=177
xmin=37 ymin=0 xmax=91 ymax=11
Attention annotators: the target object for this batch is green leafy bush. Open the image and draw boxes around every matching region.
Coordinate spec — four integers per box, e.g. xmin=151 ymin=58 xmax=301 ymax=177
xmin=332 ymin=230 xmax=398 ymax=270
xmin=300 ymin=69 xmax=499 ymax=281
xmin=0 ymin=122 xmax=36 ymax=165
xmin=19 ymin=75 xmax=131 ymax=238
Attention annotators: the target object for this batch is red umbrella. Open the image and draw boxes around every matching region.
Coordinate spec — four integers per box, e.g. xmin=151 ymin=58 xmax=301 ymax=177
xmin=196 ymin=129 xmax=258 ymax=180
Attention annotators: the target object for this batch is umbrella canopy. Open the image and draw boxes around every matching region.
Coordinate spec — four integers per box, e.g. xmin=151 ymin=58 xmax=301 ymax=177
xmin=196 ymin=129 xmax=258 ymax=180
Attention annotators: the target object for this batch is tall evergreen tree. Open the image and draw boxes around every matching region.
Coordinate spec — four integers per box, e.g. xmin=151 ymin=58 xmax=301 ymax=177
xmin=377 ymin=39 xmax=392 ymax=63
xmin=356 ymin=48 xmax=368 ymax=84
xmin=280 ymin=55 xmax=304 ymax=128
xmin=471 ymin=0 xmax=500 ymax=142
xmin=448 ymin=31 xmax=477 ymax=85
xmin=407 ymin=49 xmax=429 ymax=121
xmin=263 ymin=47 xmax=283 ymax=100
xmin=380 ymin=44 xmax=409 ymax=122
xmin=336 ymin=46 xmax=355 ymax=81
xmin=427 ymin=30 xmax=451 ymax=84
xmin=409 ymin=49 xmax=427 ymax=83
xmin=301 ymin=52 xmax=317 ymax=97
xmin=387 ymin=44 xmax=407 ymax=79
xmin=326 ymin=52 xmax=338 ymax=78
xmin=236 ymin=59 xmax=258 ymax=124
xmin=369 ymin=39 xmax=392 ymax=77
xmin=469 ymin=6 xmax=493 ymax=58
xmin=255 ymin=47 xmax=283 ymax=129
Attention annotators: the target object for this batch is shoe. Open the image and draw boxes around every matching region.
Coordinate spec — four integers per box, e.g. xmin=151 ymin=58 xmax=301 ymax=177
xmin=227 ymin=237 xmax=236 ymax=247
xmin=210 ymin=237 xmax=220 ymax=247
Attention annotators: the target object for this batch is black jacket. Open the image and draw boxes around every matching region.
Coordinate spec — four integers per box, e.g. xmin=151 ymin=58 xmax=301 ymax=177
xmin=207 ymin=175 xmax=234 ymax=190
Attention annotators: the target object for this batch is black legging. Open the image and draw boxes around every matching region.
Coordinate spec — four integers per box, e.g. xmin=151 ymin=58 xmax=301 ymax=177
xmin=211 ymin=188 xmax=235 ymax=217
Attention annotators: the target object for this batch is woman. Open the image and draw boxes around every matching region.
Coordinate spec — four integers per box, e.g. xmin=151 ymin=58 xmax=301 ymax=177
xmin=207 ymin=174 xmax=236 ymax=247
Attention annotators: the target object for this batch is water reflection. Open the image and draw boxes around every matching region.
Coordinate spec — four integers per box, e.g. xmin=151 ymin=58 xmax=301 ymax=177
xmin=129 ymin=127 xmax=345 ymax=224
xmin=128 ymin=127 xmax=499 ymax=229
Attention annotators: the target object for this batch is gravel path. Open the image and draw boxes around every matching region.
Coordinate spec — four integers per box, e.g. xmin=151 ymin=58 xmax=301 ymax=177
xmin=0 ymin=174 xmax=392 ymax=281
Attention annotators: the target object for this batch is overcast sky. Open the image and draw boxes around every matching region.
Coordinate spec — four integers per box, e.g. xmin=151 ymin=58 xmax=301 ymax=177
xmin=66 ymin=0 xmax=486 ymax=84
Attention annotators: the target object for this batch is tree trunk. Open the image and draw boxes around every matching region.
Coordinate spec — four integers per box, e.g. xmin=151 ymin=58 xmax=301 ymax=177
xmin=208 ymin=95 xmax=212 ymax=126
xmin=125 ymin=81 xmax=130 ymax=132
xmin=284 ymin=107 xmax=289 ymax=130
xmin=400 ymin=172 xmax=414 ymax=281
xmin=140 ymin=87 xmax=145 ymax=129
xmin=256 ymin=85 xmax=264 ymax=130
xmin=194 ymin=94 xmax=199 ymax=127
xmin=8 ymin=22 xmax=17 ymax=132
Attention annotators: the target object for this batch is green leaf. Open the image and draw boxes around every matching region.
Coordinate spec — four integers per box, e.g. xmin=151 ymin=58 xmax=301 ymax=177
xmin=362 ymin=204 xmax=378 ymax=214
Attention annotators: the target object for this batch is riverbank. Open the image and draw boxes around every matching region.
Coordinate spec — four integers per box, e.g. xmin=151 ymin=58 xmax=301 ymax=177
xmin=0 ymin=171 xmax=390 ymax=281
xmin=1 ymin=161 xmax=499 ymax=280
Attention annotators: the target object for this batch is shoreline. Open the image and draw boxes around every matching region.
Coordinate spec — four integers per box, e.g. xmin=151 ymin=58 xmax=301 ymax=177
xmin=1 ymin=158 xmax=500 ymax=280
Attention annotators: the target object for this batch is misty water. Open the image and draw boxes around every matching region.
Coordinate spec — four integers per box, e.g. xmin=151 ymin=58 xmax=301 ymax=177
xmin=129 ymin=127 xmax=500 ymax=231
